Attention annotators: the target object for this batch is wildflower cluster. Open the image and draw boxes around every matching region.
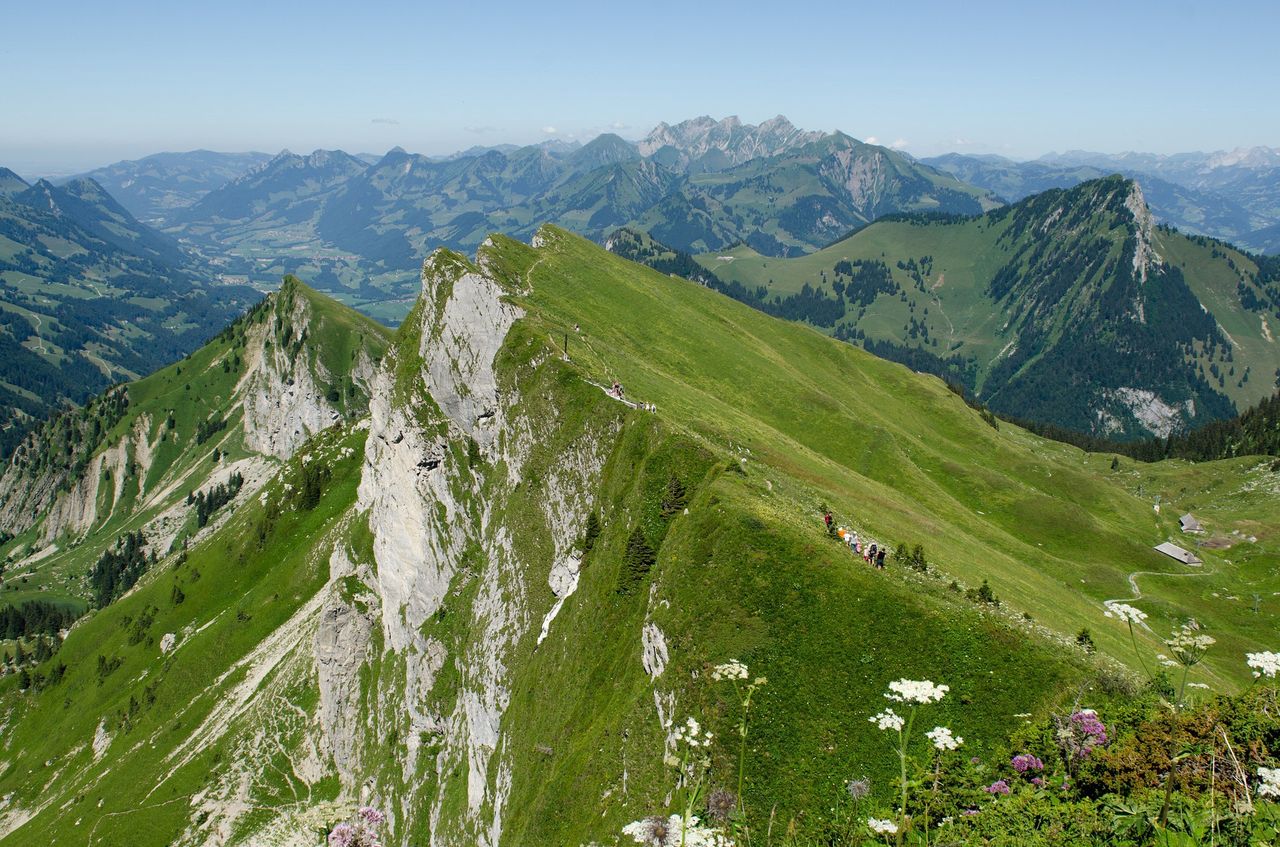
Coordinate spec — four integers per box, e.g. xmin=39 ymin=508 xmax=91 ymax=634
xmin=1247 ymin=651 xmax=1280 ymax=679
xmin=926 ymin=726 xmax=962 ymax=751
xmin=328 ymin=807 xmax=385 ymax=847
xmin=870 ymin=708 xmax=905 ymax=732
xmin=1062 ymin=709 xmax=1108 ymax=760
xmin=983 ymin=779 xmax=1011 ymax=795
xmin=1103 ymin=602 xmax=1147 ymax=624
xmin=1166 ymin=622 xmax=1215 ymax=667
xmin=885 ymin=678 xmax=949 ymax=704
xmin=672 ymin=716 xmax=714 ymax=749
xmin=866 ymin=817 xmax=898 ymax=835
xmin=1011 ymin=753 xmax=1044 ymax=773
xmin=710 ymin=660 xmax=748 ymax=682
xmin=1258 ymin=766 xmax=1280 ymax=799
xmin=622 ymin=813 xmax=731 ymax=847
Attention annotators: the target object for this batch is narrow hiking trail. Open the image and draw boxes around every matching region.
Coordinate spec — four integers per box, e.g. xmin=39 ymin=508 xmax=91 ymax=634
xmin=1103 ymin=562 xmax=1217 ymax=630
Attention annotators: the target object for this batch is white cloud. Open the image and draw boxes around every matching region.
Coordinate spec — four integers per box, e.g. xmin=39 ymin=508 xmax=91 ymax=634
xmin=542 ymin=126 xmax=558 ymax=135
xmin=865 ymin=135 xmax=880 ymax=144
xmin=890 ymin=138 xmax=909 ymax=150
xmin=464 ymin=125 xmax=497 ymax=134
xmin=370 ymin=117 xmax=399 ymax=125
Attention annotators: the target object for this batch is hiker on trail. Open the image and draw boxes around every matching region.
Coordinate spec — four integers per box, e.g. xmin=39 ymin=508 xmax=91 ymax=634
xmin=875 ymin=548 xmax=886 ymax=569
xmin=848 ymin=531 xmax=858 ymax=551
xmin=823 ymin=511 xmax=833 ymax=533
xmin=868 ymin=543 xmax=878 ymax=563
xmin=574 ymin=323 xmax=580 ymax=333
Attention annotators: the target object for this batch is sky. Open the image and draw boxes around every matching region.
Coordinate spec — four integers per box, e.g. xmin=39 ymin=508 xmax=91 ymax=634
xmin=3 ymin=0 xmax=1278 ymax=176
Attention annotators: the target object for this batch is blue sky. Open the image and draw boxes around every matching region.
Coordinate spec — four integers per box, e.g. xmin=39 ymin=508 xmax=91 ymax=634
xmin=3 ymin=0 xmax=1277 ymax=175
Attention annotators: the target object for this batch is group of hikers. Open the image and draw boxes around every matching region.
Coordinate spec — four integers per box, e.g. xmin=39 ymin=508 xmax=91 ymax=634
xmin=823 ymin=510 xmax=887 ymax=569
xmin=608 ymin=380 xmax=657 ymax=413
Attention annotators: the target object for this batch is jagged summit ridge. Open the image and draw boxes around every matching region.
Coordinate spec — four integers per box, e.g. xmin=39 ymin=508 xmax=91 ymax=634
xmin=637 ymin=114 xmax=826 ymax=169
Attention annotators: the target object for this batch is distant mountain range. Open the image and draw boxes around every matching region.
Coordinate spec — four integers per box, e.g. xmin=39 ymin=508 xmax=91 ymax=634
xmin=924 ymin=147 xmax=1280 ymax=253
xmin=145 ymin=116 xmax=994 ymax=312
xmin=5 ymin=118 xmax=1277 ymax=446
xmin=68 ymin=150 xmax=272 ymax=225
xmin=0 ymin=171 xmax=256 ymax=455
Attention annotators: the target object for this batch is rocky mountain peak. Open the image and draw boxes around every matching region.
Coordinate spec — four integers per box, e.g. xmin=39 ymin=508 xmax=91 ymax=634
xmin=637 ymin=114 xmax=827 ymax=170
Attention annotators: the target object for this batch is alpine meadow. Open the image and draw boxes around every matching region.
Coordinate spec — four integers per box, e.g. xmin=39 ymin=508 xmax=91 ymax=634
xmin=2 ymin=3 xmax=1280 ymax=846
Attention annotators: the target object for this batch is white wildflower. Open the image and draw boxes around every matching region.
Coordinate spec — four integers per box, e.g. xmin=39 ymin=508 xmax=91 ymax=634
xmin=1104 ymin=602 xmax=1148 ymax=624
xmin=867 ymin=817 xmax=898 ymax=835
xmin=885 ymin=679 xmax=949 ymax=704
xmin=711 ymin=660 xmax=749 ymax=682
xmin=672 ymin=716 xmax=712 ymax=748
xmin=1246 ymin=651 xmax=1280 ymax=679
xmin=870 ymin=709 xmax=905 ymax=732
xmin=1187 ymin=682 xmax=1210 ymax=690
xmin=1166 ymin=624 xmax=1215 ymax=667
xmin=622 ymin=814 xmax=732 ymax=846
xmin=1258 ymin=767 xmax=1280 ymax=799
xmin=926 ymin=726 xmax=963 ymax=751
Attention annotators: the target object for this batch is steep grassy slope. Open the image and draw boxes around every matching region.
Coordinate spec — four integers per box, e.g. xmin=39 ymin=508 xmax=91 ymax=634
xmin=699 ymin=177 xmax=1280 ymax=438
xmin=0 ymin=230 xmax=1273 ymax=846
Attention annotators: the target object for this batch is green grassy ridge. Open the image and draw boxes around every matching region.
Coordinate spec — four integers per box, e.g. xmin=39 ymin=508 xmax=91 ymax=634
xmin=0 ymin=424 xmax=366 ymax=846
xmin=432 ymin=234 xmax=1102 ymax=841
xmin=345 ymin=263 xmax=1102 ymax=841
xmin=695 ymin=178 xmax=1280 ymax=436
xmin=500 ymin=226 xmax=1277 ymax=690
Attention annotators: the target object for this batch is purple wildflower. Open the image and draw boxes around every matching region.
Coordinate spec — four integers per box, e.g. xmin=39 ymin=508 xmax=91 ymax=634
xmin=1031 ymin=777 xmax=1045 ymax=787
xmin=963 ymin=808 xmax=980 ymax=816
xmin=1012 ymin=753 xmax=1044 ymax=773
xmin=983 ymin=779 xmax=1011 ymax=795
xmin=329 ymin=807 xmax=385 ymax=847
xmin=969 ymin=756 xmax=981 ymax=765
xmin=1059 ymin=711 xmax=1111 ymax=757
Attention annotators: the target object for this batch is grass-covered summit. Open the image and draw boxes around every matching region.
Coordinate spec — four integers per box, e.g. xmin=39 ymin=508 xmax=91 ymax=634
xmin=699 ymin=176 xmax=1280 ymax=440
xmin=0 ymin=228 xmax=1273 ymax=845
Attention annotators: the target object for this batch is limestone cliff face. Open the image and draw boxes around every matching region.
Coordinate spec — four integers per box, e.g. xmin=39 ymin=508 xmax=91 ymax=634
xmin=354 ymin=236 xmax=611 ymax=846
xmin=239 ymin=286 xmax=344 ymax=460
xmin=0 ymin=238 xmax=627 ymax=847
xmin=34 ymin=415 xmax=150 ymax=544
